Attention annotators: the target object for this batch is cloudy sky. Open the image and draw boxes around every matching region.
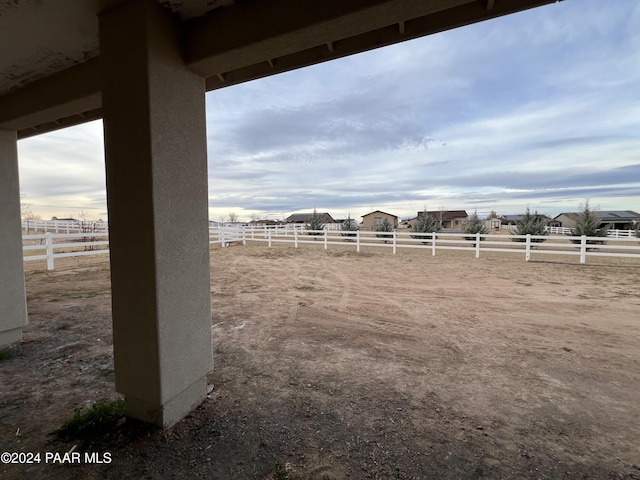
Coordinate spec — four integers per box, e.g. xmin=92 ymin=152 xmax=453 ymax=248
xmin=17 ymin=0 xmax=640 ymax=222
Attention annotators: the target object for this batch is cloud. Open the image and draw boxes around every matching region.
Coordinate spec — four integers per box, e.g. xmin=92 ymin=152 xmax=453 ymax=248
xmin=18 ymin=121 xmax=106 ymax=215
xmin=15 ymin=0 xmax=640 ymax=222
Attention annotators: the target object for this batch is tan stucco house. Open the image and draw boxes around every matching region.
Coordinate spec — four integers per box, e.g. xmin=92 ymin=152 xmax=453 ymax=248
xmin=555 ymin=210 xmax=639 ymax=230
xmin=361 ymin=210 xmax=399 ymax=231
xmin=421 ymin=210 xmax=468 ymax=230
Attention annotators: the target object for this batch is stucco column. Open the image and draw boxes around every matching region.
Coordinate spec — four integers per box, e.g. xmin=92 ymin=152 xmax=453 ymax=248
xmin=0 ymin=129 xmax=28 ymax=347
xmin=99 ymin=0 xmax=212 ymax=427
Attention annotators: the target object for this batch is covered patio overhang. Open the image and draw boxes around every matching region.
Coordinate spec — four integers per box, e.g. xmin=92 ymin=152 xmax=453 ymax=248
xmin=0 ymin=0 xmax=562 ymax=427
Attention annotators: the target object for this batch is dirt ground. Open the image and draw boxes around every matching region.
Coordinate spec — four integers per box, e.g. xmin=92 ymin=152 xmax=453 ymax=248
xmin=1 ymin=243 xmax=639 ymax=479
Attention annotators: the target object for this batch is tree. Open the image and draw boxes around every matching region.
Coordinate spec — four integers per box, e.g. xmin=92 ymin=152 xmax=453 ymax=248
xmin=21 ymin=198 xmax=41 ymax=235
xmin=436 ymin=205 xmax=446 ymax=229
xmin=228 ymin=212 xmax=239 ymax=224
xmin=375 ymin=218 xmax=393 ymax=243
xmin=511 ymin=207 xmax=548 ymax=243
xmin=411 ymin=210 xmax=439 ymax=244
xmin=487 ymin=210 xmax=499 ymax=220
xmin=305 ymin=209 xmax=325 ymax=236
xmin=340 ymin=213 xmax=359 ymax=238
xmin=570 ymin=200 xmax=608 ymax=245
xmin=464 ymin=210 xmax=488 ymax=243
xmin=20 ymin=196 xmax=41 ymax=222
xmin=78 ymin=210 xmax=99 ymax=250
xmin=22 ymin=208 xmax=41 ymax=222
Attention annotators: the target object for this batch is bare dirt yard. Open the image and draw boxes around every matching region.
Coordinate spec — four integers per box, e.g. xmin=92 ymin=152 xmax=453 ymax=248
xmin=1 ymin=243 xmax=639 ymax=479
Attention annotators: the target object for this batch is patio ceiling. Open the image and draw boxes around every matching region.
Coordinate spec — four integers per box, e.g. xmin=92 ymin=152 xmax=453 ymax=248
xmin=0 ymin=0 xmax=561 ymax=139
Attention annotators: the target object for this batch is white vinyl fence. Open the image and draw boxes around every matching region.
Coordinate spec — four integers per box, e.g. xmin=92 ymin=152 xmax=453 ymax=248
xmin=22 ymin=227 xmax=234 ymax=270
xmin=23 ymin=232 xmax=110 ymax=270
xmin=23 ymin=227 xmax=640 ymax=270
xmin=500 ymin=225 xmax=637 ymax=237
xmin=22 ymin=219 xmax=108 ymax=234
xmin=544 ymin=226 xmax=637 ymax=237
xmin=211 ymin=227 xmax=640 ymax=264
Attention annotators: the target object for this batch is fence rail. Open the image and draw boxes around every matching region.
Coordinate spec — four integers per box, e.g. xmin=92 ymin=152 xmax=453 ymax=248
xmin=25 ymin=219 xmax=636 ymax=237
xmin=22 ymin=219 xmax=108 ymax=234
xmin=23 ymin=227 xmax=640 ymax=270
xmin=23 ymin=232 xmax=110 ymax=270
xmin=544 ymin=226 xmax=635 ymax=237
xmin=22 ymin=228 xmax=237 ymax=270
xmin=211 ymin=227 xmax=640 ymax=264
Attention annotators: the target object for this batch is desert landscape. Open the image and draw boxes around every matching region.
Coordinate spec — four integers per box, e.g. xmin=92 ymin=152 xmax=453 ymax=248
xmin=1 ymin=243 xmax=639 ymax=479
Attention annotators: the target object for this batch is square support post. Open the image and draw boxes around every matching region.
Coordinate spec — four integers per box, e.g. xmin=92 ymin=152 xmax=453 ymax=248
xmin=0 ymin=129 xmax=28 ymax=347
xmin=99 ymin=0 xmax=212 ymax=427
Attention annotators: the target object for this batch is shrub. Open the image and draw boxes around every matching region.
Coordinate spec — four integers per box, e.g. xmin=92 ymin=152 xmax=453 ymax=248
xmin=56 ymin=398 xmax=125 ymax=441
xmin=376 ymin=218 xmax=394 ymax=243
xmin=410 ymin=210 xmax=439 ymax=244
xmin=511 ymin=207 xmax=548 ymax=243
xmin=305 ymin=209 xmax=324 ymax=236
xmin=464 ymin=210 xmax=487 ymax=242
xmin=0 ymin=349 xmax=14 ymax=362
xmin=340 ymin=214 xmax=359 ymax=238
xmin=570 ymin=200 xmax=608 ymax=246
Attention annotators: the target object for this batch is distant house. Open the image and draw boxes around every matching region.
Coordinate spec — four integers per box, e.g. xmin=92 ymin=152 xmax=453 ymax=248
xmin=419 ymin=210 xmax=468 ymax=230
xmin=555 ymin=210 xmax=640 ymax=230
xmin=500 ymin=214 xmax=523 ymax=226
xmin=334 ymin=218 xmax=361 ymax=227
xmin=398 ymin=217 xmax=417 ymax=229
xmin=361 ymin=210 xmax=399 ymax=231
xmin=247 ymin=219 xmax=279 ymax=226
xmin=500 ymin=214 xmax=560 ymax=228
xmin=285 ymin=212 xmax=335 ymax=224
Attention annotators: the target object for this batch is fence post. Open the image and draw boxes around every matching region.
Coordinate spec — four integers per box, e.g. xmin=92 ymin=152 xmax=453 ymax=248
xmin=475 ymin=233 xmax=480 ymax=258
xmin=356 ymin=230 xmax=360 ymax=253
xmin=324 ymin=229 xmax=328 ymax=250
xmin=392 ymin=231 xmax=397 ymax=254
xmin=294 ymin=229 xmax=298 ymax=248
xmin=580 ymin=235 xmax=587 ymax=264
xmin=268 ymin=228 xmax=272 ymax=247
xmin=242 ymin=228 xmax=246 ymax=246
xmin=431 ymin=232 xmax=436 ymax=256
xmin=525 ymin=234 xmax=531 ymax=261
xmin=45 ymin=232 xmax=54 ymax=270
xmin=220 ymin=226 xmax=226 ymax=248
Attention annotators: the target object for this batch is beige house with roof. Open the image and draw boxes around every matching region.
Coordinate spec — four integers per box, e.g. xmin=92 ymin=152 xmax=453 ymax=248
xmin=420 ymin=210 xmax=468 ymax=230
xmin=555 ymin=211 xmax=639 ymax=230
xmin=361 ymin=210 xmax=398 ymax=231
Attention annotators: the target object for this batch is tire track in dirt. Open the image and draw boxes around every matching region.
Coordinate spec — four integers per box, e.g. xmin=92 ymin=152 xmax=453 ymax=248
xmin=218 ymin=249 xmax=303 ymax=324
